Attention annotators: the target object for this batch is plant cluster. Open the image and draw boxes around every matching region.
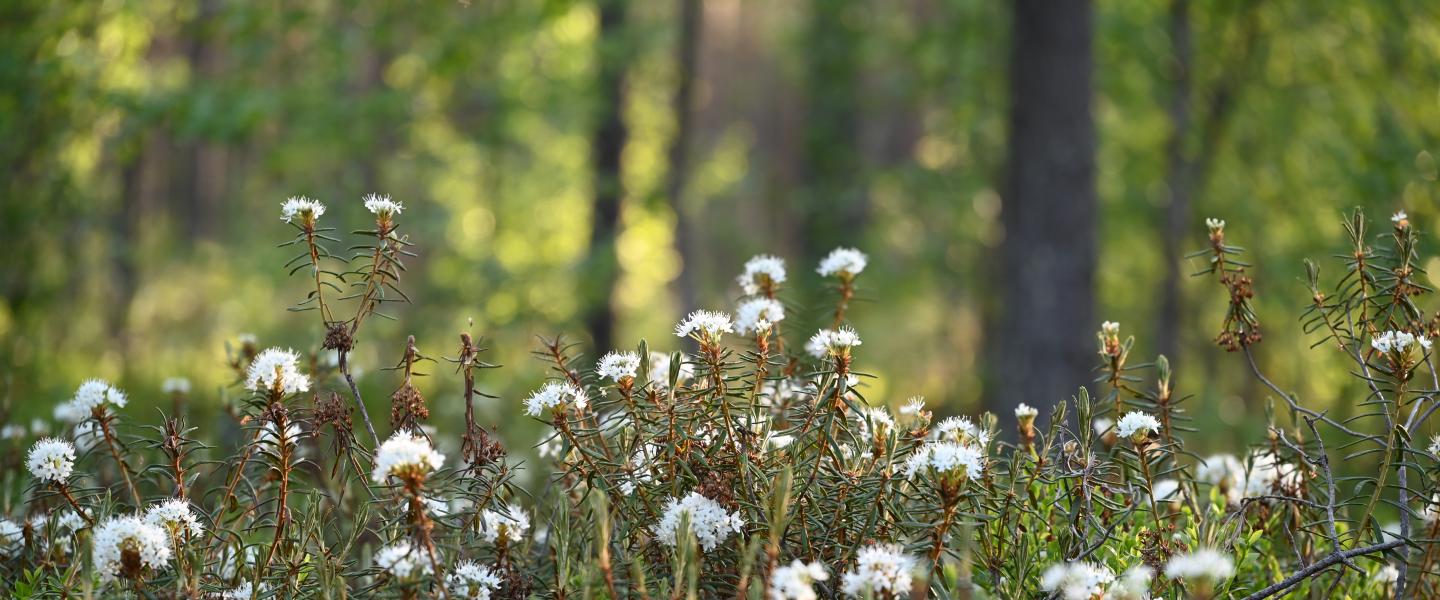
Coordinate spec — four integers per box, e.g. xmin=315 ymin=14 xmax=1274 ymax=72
xmin=0 ymin=203 xmax=1436 ymax=599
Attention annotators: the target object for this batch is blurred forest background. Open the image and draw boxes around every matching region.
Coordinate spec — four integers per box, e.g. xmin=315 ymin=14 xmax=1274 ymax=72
xmin=5 ymin=0 xmax=1440 ymax=468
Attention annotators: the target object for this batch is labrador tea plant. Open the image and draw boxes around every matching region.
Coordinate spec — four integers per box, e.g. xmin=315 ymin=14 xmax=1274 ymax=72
xmin=0 ymin=201 xmax=1436 ymax=599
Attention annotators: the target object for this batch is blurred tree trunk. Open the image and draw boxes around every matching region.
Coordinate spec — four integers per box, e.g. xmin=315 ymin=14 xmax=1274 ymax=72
xmin=989 ymin=0 xmax=1097 ymax=425
xmin=668 ymin=0 xmax=702 ymax=319
xmin=1156 ymin=0 xmax=1193 ymax=364
xmin=585 ymin=0 xmax=631 ymax=354
xmin=799 ymin=0 xmax=867 ymax=290
xmin=180 ymin=0 xmax=226 ymax=243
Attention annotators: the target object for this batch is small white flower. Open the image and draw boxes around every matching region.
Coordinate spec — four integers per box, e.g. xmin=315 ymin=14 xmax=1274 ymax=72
xmin=767 ymin=433 xmax=795 ymax=450
xmin=737 ymin=254 xmax=788 ymax=296
xmin=656 ymin=492 xmax=744 ymax=552
xmin=245 ymin=348 xmax=310 ymax=395
xmin=675 ymin=310 xmax=735 ymax=341
xmin=280 ymin=196 xmax=326 ymax=224
xmin=1015 ymin=403 xmax=1039 ymax=420
xmin=1374 ymin=564 xmax=1400 ymax=586
xmin=523 ymin=382 xmax=589 ymax=417
xmin=145 ymin=498 xmax=204 ymax=538
xmin=448 ymin=560 xmax=503 ymax=599
xmin=1393 ymin=210 xmax=1408 ymax=224
xmin=92 ymin=515 xmax=173 ymax=584
xmin=215 ymin=544 xmax=258 ymax=581
xmin=1150 ymin=479 xmax=1180 ymax=504
xmin=857 ymin=407 xmax=895 ymax=440
xmin=1371 ymin=330 xmax=1430 ymax=355
xmin=899 ymin=397 xmax=927 ymax=417
xmin=1430 ymin=434 xmax=1440 ymax=457
xmin=1092 ymin=417 xmax=1113 ymax=436
xmin=375 ymin=541 xmax=432 ymax=580
xmin=1115 ymin=411 xmax=1160 ymax=441
xmin=1205 ymin=217 xmax=1225 ymax=232
xmin=735 ymin=297 xmax=786 ymax=335
xmin=256 ymin=421 xmax=302 ymax=452
xmin=161 ymin=377 xmax=191 ymax=394
xmin=478 ymin=503 xmax=530 ymax=544
xmin=0 ymin=519 xmax=21 ymax=558
xmin=1163 ymin=548 xmax=1235 ymax=583
xmin=73 ymin=421 xmax=103 ymax=452
xmin=905 ymin=441 xmax=984 ymax=481
xmin=363 ymin=193 xmax=404 ymax=217
xmin=29 ymin=418 xmax=49 ymax=435
xmin=26 ymin=438 xmax=76 ymax=482
xmin=817 ymin=247 xmax=868 ymax=278
xmin=933 ymin=416 xmax=989 ymax=446
xmin=1 ymin=424 xmax=25 ymax=440
xmin=70 ymin=379 xmax=128 ymax=417
xmin=1040 ymin=561 xmax=1115 ymax=600
xmin=220 ymin=582 xmax=267 ymax=600
xmin=1107 ymin=565 xmax=1154 ymax=600
xmin=647 ymin=352 xmax=694 ymax=389
xmin=372 ymin=431 xmax=446 ymax=484
xmin=769 ymin=559 xmax=829 ymax=600
xmin=596 ymin=351 xmax=641 ymax=383
xmin=840 ymin=543 xmax=914 ymax=597
xmin=54 ymin=401 xmax=86 ymax=424
xmin=805 ymin=327 xmax=862 ymax=358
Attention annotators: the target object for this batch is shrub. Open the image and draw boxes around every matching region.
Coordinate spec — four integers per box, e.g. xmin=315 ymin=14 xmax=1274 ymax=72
xmin=0 ymin=201 xmax=1431 ymax=599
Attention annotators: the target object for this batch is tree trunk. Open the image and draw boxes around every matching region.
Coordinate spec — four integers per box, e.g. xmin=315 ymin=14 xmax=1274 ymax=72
xmin=1156 ymin=0 xmax=1193 ymax=365
xmin=584 ymin=0 xmax=631 ymax=355
xmin=989 ymin=0 xmax=1098 ymax=427
xmin=668 ymin=0 xmax=702 ymax=321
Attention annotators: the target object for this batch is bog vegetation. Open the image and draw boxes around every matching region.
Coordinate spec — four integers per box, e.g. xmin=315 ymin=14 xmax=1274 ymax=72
xmin=2 ymin=199 xmax=1438 ymax=600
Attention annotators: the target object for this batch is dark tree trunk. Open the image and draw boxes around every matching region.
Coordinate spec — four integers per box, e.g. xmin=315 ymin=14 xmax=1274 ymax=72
xmin=668 ymin=0 xmax=702 ymax=320
xmin=1157 ymin=0 xmax=1193 ymax=365
xmin=585 ymin=0 xmax=631 ymax=355
xmin=798 ymin=0 xmax=867 ymax=263
xmin=989 ymin=0 xmax=1098 ymax=426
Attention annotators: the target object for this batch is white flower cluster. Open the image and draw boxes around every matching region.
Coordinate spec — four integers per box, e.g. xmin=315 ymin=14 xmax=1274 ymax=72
xmin=30 ymin=510 xmax=86 ymax=555
xmin=26 ymin=438 xmax=76 ymax=482
xmin=933 ymin=415 xmax=989 ymax=447
xmin=448 ymin=560 xmax=503 ymax=599
xmin=817 ymin=247 xmax=868 ymax=278
xmin=523 ymin=382 xmax=589 ymax=417
xmin=375 ymin=541 xmax=431 ymax=580
xmin=597 ymin=351 xmax=641 ymax=382
xmin=1371 ymin=330 xmax=1431 ymax=354
xmin=478 ymin=503 xmax=530 ymax=544
xmin=371 ymin=431 xmax=446 ymax=484
xmin=647 ymin=352 xmax=694 ymax=389
xmin=92 ymin=515 xmax=173 ymax=584
xmin=161 ymin=377 xmax=191 ymax=394
xmin=737 ymin=254 xmax=787 ymax=296
xmin=73 ymin=421 xmax=103 ymax=452
xmin=257 ymin=421 xmax=303 ymax=452
xmin=63 ymin=379 xmax=128 ymax=420
xmin=1205 ymin=217 xmax=1225 ymax=232
xmin=674 ymin=310 xmax=735 ymax=341
xmin=1015 ymin=403 xmax=1039 ymax=420
xmin=0 ymin=423 xmax=25 ymax=439
xmin=1115 ymin=411 xmax=1160 ymax=441
xmin=363 ymin=193 xmax=404 ymax=217
xmin=656 ymin=492 xmax=744 ymax=552
xmin=805 ymin=327 xmax=862 ymax=358
xmin=840 ymin=543 xmax=914 ymax=597
xmin=220 ymin=582 xmax=267 ymax=600
xmin=1393 ymin=210 xmax=1409 ymax=224
xmin=735 ymin=297 xmax=786 ymax=335
xmin=145 ymin=498 xmax=204 ymax=538
xmin=769 ymin=559 xmax=828 ymax=600
xmin=244 ymin=348 xmax=311 ymax=395
xmin=0 ymin=519 xmax=21 ymax=558
xmin=905 ymin=441 xmax=985 ymax=481
xmin=1040 ymin=561 xmax=1114 ymax=600
xmin=280 ymin=196 xmax=326 ymax=223
xmin=1374 ymin=564 xmax=1400 ymax=586
xmin=1163 ymin=548 xmax=1235 ymax=584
